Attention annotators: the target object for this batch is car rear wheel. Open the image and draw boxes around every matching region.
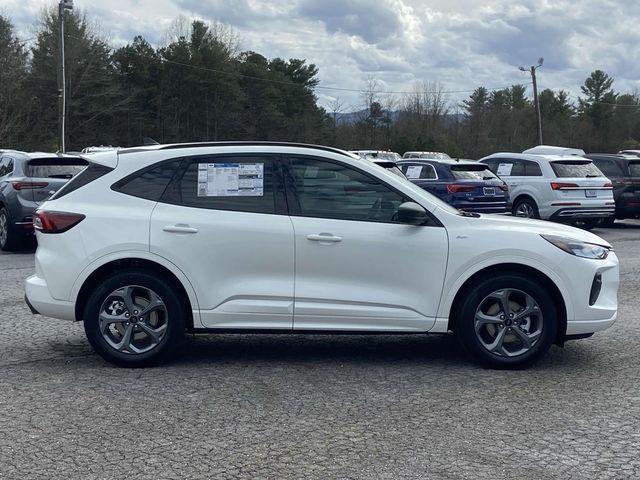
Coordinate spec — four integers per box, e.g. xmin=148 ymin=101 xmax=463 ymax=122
xmin=83 ymin=270 xmax=186 ymax=367
xmin=0 ymin=207 xmax=22 ymax=252
xmin=512 ymin=198 xmax=539 ymax=219
xmin=454 ymin=274 xmax=558 ymax=369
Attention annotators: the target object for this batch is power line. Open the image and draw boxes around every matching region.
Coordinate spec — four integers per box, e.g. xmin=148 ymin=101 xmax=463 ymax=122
xmin=24 ymin=31 xmax=533 ymax=96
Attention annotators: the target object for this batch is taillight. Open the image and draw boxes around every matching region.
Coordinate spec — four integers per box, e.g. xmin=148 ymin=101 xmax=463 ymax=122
xmin=499 ymin=184 xmax=508 ymax=192
xmin=11 ymin=181 xmax=49 ymax=190
xmin=550 ymin=182 xmax=579 ymax=190
xmin=33 ymin=210 xmax=85 ymax=234
xmin=602 ymin=182 xmax=613 ymax=189
xmin=447 ymin=184 xmax=475 ymax=194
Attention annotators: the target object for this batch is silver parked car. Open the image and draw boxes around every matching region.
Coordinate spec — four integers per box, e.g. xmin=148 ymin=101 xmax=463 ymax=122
xmin=0 ymin=151 xmax=87 ymax=250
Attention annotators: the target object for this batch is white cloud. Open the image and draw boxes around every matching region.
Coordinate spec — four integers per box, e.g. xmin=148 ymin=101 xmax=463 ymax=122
xmin=5 ymin=0 xmax=640 ymax=109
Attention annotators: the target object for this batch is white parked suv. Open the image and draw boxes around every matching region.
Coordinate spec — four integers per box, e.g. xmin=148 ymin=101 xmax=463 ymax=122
xmin=481 ymin=146 xmax=615 ymax=228
xmin=25 ymin=142 xmax=619 ymax=369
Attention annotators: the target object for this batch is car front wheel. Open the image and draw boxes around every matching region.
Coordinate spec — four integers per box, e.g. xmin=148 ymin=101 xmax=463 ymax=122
xmin=83 ymin=270 xmax=186 ymax=367
xmin=454 ymin=274 xmax=558 ymax=369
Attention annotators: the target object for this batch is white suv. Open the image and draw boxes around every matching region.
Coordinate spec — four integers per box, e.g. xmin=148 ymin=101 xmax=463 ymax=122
xmin=481 ymin=146 xmax=614 ymax=228
xmin=25 ymin=142 xmax=619 ymax=369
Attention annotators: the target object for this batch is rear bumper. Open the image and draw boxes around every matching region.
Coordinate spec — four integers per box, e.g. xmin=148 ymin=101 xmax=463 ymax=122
xmin=549 ymin=206 xmax=615 ymax=220
xmin=454 ymin=201 xmax=508 ymax=214
xmin=24 ymin=274 xmax=75 ymax=321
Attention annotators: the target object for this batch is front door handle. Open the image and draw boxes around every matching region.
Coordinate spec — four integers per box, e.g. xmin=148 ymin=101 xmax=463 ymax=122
xmin=163 ymin=224 xmax=199 ymax=234
xmin=306 ymin=233 xmax=342 ymax=243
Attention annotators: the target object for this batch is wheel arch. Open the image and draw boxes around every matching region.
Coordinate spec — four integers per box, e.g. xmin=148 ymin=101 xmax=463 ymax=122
xmin=446 ymin=262 xmax=568 ymax=346
xmin=512 ymin=193 xmax=538 ymax=209
xmin=73 ymin=255 xmax=199 ymax=330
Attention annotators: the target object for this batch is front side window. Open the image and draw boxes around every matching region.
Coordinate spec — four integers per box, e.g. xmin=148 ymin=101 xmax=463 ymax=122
xmin=401 ymin=163 xmax=437 ymax=180
xmin=288 ymin=157 xmax=407 ymax=223
xmin=165 ymin=156 xmax=278 ymax=214
xmin=494 ymin=159 xmax=524 ymax=176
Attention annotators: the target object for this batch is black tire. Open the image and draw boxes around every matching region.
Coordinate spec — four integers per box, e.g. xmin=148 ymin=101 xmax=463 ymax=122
xmin=571 ymin=219 xmax=599 ymax=231
xmin=83 ymin=270 xmax=186 ymax=367
xmin=453 ymin=273 xmax=558 ymax=369
xmin=0 ymin=207 xmax=22 ymax=252
xmin=600 ymin=217 xmax=615 ymax=228
xmin=512 ymin=198 xmax=540 ymax=219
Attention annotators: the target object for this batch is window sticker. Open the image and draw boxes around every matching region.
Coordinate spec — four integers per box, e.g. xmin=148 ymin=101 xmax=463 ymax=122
xmin=197 ymin=163 xmax=264 ymax=197
xmin=405 ymin=165 xmax=423 ymax=179
xmin=497 ymin=163 xmax=513 ymax=176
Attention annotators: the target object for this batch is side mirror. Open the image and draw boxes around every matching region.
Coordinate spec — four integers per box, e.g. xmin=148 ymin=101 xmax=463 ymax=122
xmin=396 ymin=201 xmax=429 ymax=226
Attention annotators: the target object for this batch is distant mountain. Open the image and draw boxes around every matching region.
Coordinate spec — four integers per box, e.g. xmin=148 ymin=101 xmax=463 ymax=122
xmin=331 ymin=109 xmax=461 ymax=125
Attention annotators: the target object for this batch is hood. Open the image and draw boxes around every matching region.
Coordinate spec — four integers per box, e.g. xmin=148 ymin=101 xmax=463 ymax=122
xmin=472 ymin=214 xmax=612 ymax=248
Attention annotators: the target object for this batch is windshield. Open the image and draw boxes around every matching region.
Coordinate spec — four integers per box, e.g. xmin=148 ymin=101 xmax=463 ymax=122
xmin=550 ymin=161 xmax=603 ymax=178
xmin=629 ymin=161 xmax=640 ymax=177
xmin=450 ymin=165 xmax=497 ymax=180
xmin=26 ymin=158 xmax=88 ymax=179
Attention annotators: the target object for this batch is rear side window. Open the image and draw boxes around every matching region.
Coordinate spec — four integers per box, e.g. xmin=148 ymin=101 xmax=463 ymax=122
xmin=551 ymin=161 xmax=603 ymax=178
xmin=629 ymin=161 xmax=640 ymax=177
xmin=524 ymin=161 xmax=543 ymax=176
xmin=50 ymin=163 xmax=113 ymax=200
xmin=114 ymin=160 xmax=182 ymax=201
xmin=25 ymin=158 xmax=87 ymax=178
xmin=450 ymin=165 xmax=497 ymax=180
xmin=163 ymin=156 xmax=277 ymax=214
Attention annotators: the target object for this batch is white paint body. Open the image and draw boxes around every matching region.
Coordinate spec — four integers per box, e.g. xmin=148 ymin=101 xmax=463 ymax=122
xmin=480 ymin=152 xmax=614 ymax=220
xmin=25 ymin=145 xmax=618 ymax=338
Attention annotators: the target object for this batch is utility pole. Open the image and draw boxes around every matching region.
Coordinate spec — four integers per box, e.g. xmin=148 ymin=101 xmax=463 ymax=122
xmin=58 ymin=0 xmax=74 ymax=152
xmin=520 ymin=57 xmax=544 ymax=145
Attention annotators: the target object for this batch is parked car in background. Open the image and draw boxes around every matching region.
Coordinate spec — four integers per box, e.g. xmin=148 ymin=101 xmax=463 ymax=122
xmin=397 ymin=158 xmax=509 ymax=214
xmin=0 ymin=151 xmax=87 ymax=250
xmin=350 ymin=150 xmax=401 ymax=161
xmin=586 ymin=153 xmax=640 ymax=225
xmin=481 ymin=146 xmax=614 ymax=229
xmin=25 ymin=142 xmax=619 ymax=369
xmin=618 ymin=150 xmax=640 ymax=157
xmin=81 ymin=146 xmax=121 ymax=153
xmin=403 ymin=151 xmax=451 ymax=160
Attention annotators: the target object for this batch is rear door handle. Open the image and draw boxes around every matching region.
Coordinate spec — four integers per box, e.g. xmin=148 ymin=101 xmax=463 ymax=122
xmin=163 ymin=224 xmax=199 ymax=234
xmin=306 ymin=233 xmax=342 ymax=243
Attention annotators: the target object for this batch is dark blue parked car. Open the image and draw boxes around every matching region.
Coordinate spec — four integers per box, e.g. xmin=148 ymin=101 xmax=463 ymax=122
xmin=397 ymin=159 xmax=510 ymax=214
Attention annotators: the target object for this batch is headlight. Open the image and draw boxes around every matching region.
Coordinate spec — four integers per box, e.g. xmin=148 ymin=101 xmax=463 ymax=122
xmin=541 ymin=234 xmax=609 ymax=259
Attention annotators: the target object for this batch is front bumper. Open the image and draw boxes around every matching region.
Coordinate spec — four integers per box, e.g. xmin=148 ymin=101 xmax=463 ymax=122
xmin=24 ymin=274 xmax=75 ymax=321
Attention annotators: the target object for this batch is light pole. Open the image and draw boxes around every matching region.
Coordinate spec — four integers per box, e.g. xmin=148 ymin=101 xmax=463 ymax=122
xmin=520 ymin=57 xmax=544 ymax=145
xmin=58 ymin=0 xmax=73 ymax=152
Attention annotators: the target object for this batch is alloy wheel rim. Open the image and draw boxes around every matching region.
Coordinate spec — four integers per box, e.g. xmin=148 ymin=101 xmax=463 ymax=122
xmin=0 ymin=213 xmax=7 ymax=246
xmin=98 ymin=285 xmax=168 ymax=355
xmin=515 ymin=203 xmax=534 ymax=218
xmin=474 ymin=288 xmax=543 ymax=357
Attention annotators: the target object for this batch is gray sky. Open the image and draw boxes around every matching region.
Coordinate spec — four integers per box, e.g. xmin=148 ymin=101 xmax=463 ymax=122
xmin=5 ymin=0 xmax=640 ymax=110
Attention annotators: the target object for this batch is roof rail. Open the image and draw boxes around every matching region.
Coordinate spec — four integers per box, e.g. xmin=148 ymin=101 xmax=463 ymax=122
xmin=119 ymin=141 xmax=354 ymax=157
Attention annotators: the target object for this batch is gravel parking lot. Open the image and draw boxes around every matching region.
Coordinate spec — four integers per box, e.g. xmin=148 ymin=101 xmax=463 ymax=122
xmin=1 ymin=222 xmax=639 ymax=480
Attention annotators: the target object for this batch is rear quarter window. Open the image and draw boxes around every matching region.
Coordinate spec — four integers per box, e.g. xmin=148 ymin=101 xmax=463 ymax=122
xmin=628 ymin=162 xmax=640 ymax=177
xmin=50 ymin=163 xmax=113 ymax=200
xmin=550 ymin=161 xmax=603 ymax=178
xmin=113 ymin=160 xmax=182 ymax=201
